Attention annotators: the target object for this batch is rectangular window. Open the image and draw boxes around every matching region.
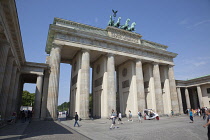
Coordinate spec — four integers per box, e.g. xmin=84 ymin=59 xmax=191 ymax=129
xmin=207 ymin=88 xmax=210 ymax=94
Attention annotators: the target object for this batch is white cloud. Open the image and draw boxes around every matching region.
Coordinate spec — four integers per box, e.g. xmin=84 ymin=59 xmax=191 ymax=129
xmin=187 ymin=20 xmax=210 ymax=28
xmin=194 ymin=61 xmax=207 ymax=67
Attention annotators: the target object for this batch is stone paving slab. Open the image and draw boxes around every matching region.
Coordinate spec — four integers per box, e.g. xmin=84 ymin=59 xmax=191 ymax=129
xmin=0 ymin=121 xmax=29 ymax=140
xmin=0 ymin=116 xmax=208 ymax=140
xmin=61 ymin=116 xmax=208 ymax=140
xmin=0 ymin=120 xmax=90 ymax=140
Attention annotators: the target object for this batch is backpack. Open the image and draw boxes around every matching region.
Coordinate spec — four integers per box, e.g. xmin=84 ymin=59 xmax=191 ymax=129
xmin=138 ymin=112 xmax=142 ymax=117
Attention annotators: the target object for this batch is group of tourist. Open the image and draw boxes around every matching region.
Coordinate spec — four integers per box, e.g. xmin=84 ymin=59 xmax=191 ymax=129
xmin=20 ymin=110 xmax=32 ymax=123
xmin=109 ymin=109 xmax=143 ymax=129
xmin=73 ymin=108 xmax=210 ymax=139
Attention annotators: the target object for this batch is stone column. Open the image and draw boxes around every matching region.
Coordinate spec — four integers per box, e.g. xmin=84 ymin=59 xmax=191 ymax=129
xmin=162 ymin=66 xmax=172 ymax=115
xmin=0 ymin=42 xmax=10 ymax=95
xmin=177 ymin=87 xmax=183 ymax=114
xmin=11 ymin=71 xmax=20 ymax=113
xmin=185 ymin=87 xmax=191 ymax=109
xmin=168 ymin=65 xmax=179 ymax=114
xmin=107 ymin=53 xmax=116 ymax=114
xmin=153 ymin=63 xmax=164 ymax=115
xmin=148 ymin=64 xmax=156 ymax=111
xmin=46 ymin=45 xmax=61 ymax=120
xmin=136 ymin=59 xmax=145 ymax=112
xmin=16 ymin=79 xmax=24 ymax=113
xmin=79 ymin=49 xmax=90 ymax=119
xmin=0 ymin=57 xmax=14 ymax=120
xmin=197 ymin=85 xmax=203 ymax=108
xmin=40 ymin=70 xmax=50 ymax=120
xmin=33 ymin=75 xmax=44 ymax=119
xmin=5 ymin=65 xmax=17 ymax=119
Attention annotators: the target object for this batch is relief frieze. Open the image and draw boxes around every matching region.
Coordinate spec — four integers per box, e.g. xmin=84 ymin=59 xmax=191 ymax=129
xmin=55 ymin=33 xmax=173 ymax=62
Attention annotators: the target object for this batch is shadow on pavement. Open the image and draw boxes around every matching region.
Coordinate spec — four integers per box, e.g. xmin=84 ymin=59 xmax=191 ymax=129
xmin=19 ymin=121 xmax=72 ymax=139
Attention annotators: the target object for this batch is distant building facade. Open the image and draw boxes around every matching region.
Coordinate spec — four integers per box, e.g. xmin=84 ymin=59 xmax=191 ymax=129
xmin=176 ymin=75 xmax=210 ymax=113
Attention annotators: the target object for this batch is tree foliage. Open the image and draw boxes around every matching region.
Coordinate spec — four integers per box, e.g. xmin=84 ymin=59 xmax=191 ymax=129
xmin=21 ymin=90 xmax=35 ymax=106
xmin=57 ymin=102 xmax=70 ymax=112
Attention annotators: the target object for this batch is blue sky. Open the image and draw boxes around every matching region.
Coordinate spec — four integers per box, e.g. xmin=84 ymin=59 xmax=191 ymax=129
xmin=16 ymin=0 xmax=210 ymax=105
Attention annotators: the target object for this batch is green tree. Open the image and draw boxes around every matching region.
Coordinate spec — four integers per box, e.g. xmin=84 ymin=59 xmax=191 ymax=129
xmin=21 ymin=90 xmax=35 ymax=106
xmin=57 ymin=102 xmax=70 ymax=112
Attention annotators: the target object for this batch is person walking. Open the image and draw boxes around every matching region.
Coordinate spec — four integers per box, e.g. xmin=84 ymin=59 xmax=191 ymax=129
xmin=171 ymin=110 xmax=174 ymax=117
xmin=202 ymin=107 xmax=206 ymax=120
xmin=110 ymin=109 xmax=117 ymax=129
xmin=118 ymin=112 xmax=123 ymax=124
xmin=203 ymin=109 xmax=210 ymax=140
xmin=74 ymin=112 xmax=80 ymax=127
xmin=138 ymin=111 xmax=142 ymax=123
xmin=189 ymin=109 xmax=194 ymax=123
xmin=128 ymin=110 xmax=133 ymax=122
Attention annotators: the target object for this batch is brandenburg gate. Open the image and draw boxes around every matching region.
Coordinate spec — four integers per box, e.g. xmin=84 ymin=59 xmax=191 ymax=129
xmin=1 ymin=1 xmax=210 ymax=122
xmin=43 ymin=17 xmax=179 ymax=120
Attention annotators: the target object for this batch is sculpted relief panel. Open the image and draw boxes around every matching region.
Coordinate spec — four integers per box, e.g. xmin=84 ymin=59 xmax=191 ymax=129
xmin=110 ymin=31 xmax=139 ymax=44
xmin=55 ymin=33 xmax=173 ymax=62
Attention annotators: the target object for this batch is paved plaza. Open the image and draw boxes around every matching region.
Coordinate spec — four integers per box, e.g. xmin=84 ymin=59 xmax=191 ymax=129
xmin=0 ymin=115 xmax=209 ymax=140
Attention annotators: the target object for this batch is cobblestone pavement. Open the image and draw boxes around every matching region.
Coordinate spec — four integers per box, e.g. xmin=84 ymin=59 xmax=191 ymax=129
xmin=61 ymin=116 xmax=208 ymax=140
xmin=0 ymin=116 xmax=208 ymax=140
xmin=0 ymin=119 xmax=90 ymax=140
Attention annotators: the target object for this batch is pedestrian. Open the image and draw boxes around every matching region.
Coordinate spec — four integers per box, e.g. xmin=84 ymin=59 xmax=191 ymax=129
xmin=21 ymin=110 xmax=25 ymax=123
xmin=28 ymin=111 xmax=32 ymax=123
xmin=202 ymin=107 xmax=206 ymax=120
xmin=189 ymin=109 xmax=194 ymax=123
xmin=203 ymin=109 xmax=210 ymax=140
xmin=171 ymin=110 xmax=174 ymax=117
xmin=198 ymin=108 xmax=201 ymax=117
xmin=128 ymin=110 xmax=133 ymax=121
xmin=74 ymin=112 xmax=80 ymax=127
xmin=110 ymin=109 xmax=117 ymax=129
xmin=138 ymin=111 xmax=142 ymax=123
xmin=118 ymin=112 xmax=123 ymax=124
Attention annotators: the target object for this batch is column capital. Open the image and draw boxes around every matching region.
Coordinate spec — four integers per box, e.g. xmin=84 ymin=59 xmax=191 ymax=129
xmin=37 ymin=74 xmax=44 ymax=77
xmin=168 ymin=64 xmax=175 ymax=68
xmin=81 ymin=49 xmax=90 ymax=53
xmin=52 ymin=43 xmax=63 ymax=50
xmin=152 ymin=61 xmax=159 ymax=65
xmin=135 ymin=59 xmax=142 ymax=63
xmin=107 ymin=53 xmax=115 ymax=57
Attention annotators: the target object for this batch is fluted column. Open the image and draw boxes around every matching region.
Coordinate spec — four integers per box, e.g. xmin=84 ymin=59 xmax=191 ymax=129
xmin=197 ymin=85 xmax=203 ymax=108
xmin=79 ymin=49 xmax=90 ymax=119
xmin=0 ymin=57 xmax=14 ymax=120
xmin=168 ymin=65 xmax=179 ymax=113
xmin=33 ymin=75 xmax=44 ymax=119
xmin=40 ymin=70 xmax=50 ymax=120
xmin=148 ymin=64 xmax=156 ymax=111
xmin=177 ymin=87 xmax=183 ymax=114
xmin=46 ymin=45 xmax=61 ymax=120
xmin=185 ymin=87 xmax=191 ymax=109
xmin=11 ymin=71 xmax=20 ymax=113
xmin=107 ymin=53 xmax=116 ymax=115
xmin=0 ymin=42 xmax=10 ymax=95
xmin=136 ymin=59 xmax=145 ymax=112
xmin=153 ymin=63 xmax=164 ymax=115
xmin=5 ymin=65 xmax=17 ymax=119
xmin=162 ymin=66 xmax=172 ymax=114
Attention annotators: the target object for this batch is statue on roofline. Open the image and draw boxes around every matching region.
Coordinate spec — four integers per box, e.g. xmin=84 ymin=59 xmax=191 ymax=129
xmin=108 ymin=15 xmax=114 ymax=26
xmin=108 ymin=10 xmax=136 ymax=32
xmin=127 ymin=22 xmax=136 ymax=31
xmin=113 ymin=17 xmax=121 ymax=28
xmin=120 ymin=18 xmax=130 ymax=30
